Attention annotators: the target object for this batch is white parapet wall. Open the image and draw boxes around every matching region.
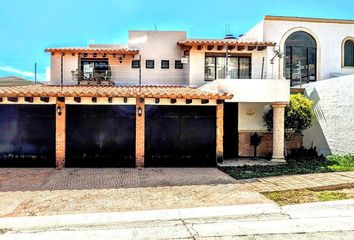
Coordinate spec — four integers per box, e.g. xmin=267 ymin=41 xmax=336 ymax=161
xmin=302 ymin=74 xmax=354 ymax=155
xmin=199 ymin=79 xmax=290 ymax=103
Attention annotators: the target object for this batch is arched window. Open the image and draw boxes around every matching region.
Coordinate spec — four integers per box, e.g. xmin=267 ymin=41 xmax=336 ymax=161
xmin=284 ymin=31 xmax=317 ymax=86
xmin=344 ymin=40 xmax=354 ymax=67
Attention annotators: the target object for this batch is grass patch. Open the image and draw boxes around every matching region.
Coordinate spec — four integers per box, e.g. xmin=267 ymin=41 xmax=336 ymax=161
xmin=264 ymin=189 xmax=353 ymax=206
xmin=220 ymin=154 xmax=354 ymax=180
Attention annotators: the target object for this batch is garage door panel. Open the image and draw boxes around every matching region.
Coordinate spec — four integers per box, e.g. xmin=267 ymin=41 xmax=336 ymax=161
xmin=180 ymin=116 xmax=215 ymax=155
xmin=0 ymin=105 xmax=55 ymax=167
xmin=146 ymin=116 xmax=181 ymax=160
xmin=66 ymin=105 xmax=135 ymax=167
xmin=145 ymin=105 xmax=216 ymax=167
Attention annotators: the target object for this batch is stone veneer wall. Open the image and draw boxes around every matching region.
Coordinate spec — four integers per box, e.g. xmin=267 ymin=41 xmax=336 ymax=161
xmin=238 ymin=131 xmax=302 ymax=157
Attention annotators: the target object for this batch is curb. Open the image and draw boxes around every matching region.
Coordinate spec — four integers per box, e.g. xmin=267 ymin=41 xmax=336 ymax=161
xmin=0 ymin=203 xmax=281 ymax=232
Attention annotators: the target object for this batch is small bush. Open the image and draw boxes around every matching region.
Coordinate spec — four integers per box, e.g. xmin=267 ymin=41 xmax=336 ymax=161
xmin=327 ymin=154 xmax=354 ymax=171
xmin=287 ymin=146 xmax=325 ymax=162
xmin=220 ymin=151 xmax=354 ymax=180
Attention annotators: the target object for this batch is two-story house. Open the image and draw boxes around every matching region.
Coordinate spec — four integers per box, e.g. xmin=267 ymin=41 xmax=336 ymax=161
xmin=1 ymin=15 xmax=354 ymax=168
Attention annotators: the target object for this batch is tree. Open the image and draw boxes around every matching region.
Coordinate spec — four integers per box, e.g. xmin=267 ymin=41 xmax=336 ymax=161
xmin=263 ymin=94 xmax=315 ymax=141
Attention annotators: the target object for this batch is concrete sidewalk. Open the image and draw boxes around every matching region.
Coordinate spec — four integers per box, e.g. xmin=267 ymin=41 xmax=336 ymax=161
xmin=237 ymin=171 xmax=354 ymax=192
xmin=1 ymin=200 xmax=354 ymax=239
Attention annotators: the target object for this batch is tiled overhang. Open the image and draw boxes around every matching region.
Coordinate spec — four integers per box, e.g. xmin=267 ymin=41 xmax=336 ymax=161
xmin=0 ymin=85 xmax=232 ymax=100
xmin=177 ymin=39 xmax=276 ymax=47
xmin=44 ymin=47 xmax=139 ymax=55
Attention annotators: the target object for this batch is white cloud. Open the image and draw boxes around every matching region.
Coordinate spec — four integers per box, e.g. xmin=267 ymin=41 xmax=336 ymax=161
xmin=0 ymin=66 xmax=35 ymax=77
xmin=43 ymin=67 xmax=50 ymax=82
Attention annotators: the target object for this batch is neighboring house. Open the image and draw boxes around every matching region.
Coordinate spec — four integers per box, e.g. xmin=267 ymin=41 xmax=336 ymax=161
xmin=302 ymin=74 xmax=354 ymax=156
xmin=0 ymin=76 xmax=36 ymax=86
xmin=0 ymin=15 xmax=353 ymax=168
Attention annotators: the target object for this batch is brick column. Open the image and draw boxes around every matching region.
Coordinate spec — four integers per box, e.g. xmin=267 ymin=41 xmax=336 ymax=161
xmin=271 ymin=102 xmax=287 ymax=163
xmin=136 ymin=98 xmax=145 ymax=168
xmin=55 ymin=100 xmax=66 ymax=169
xmin=216 ymin=101 xmax=224 ymax=163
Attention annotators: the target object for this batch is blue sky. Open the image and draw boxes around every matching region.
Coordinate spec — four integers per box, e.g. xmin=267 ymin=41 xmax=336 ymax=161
xmin=0 ymin=0 xmax=353 ymax=81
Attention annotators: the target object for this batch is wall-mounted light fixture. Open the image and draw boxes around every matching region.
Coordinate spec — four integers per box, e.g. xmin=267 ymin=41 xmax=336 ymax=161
xmin=57 ymin=106 xmax=62 ymax=116
xmin=137 ymin=106 xmax=142 ymax=117
xmin=246 ymin=109 xmax=256 ymax=116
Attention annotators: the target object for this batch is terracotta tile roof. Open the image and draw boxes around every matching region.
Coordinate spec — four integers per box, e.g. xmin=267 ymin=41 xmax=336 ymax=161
xmin=44 ymin=47 xmax=139 ymax=54
xmin=0 ymin=85 xmax=232 ymax=100
xmin=177 ymin=39 xmax=276 ymax=47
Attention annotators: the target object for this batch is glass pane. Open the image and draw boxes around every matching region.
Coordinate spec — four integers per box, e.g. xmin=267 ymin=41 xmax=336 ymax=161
xmin=94 ymin=61 xmax=108 ymax=73
xmin=308 ymin=47 xmax=316 ymax=81
xmin=344 ymin=40 xmax=354 ymax=66
xmin=216 ymin=57 xmax=226 ymax=79
xmin=229 ymin=57 xmax=239 ymax=79
xmin=82 ymin=62 xmax=95 ymax=79
xmin=284 ymin=46 xmax=292 ymax=79
xmin=285 ymin=31 xmax=316 ymax=47
xmin=161 ymin=60 xmax=169 ymax=69
xmin=239 ymin=58 xmax=250 ymax=79
xmin=175 ymin=60 xmax=183 ymax=69
xmin=205 ymin=57 xmax=216 ymax=80
xmin=291 ymin=47 xmax=308 ymax=82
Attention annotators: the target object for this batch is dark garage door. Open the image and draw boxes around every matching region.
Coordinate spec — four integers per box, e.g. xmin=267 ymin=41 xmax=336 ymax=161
xmin=0 ymin=105 xmax=55 ymax=167
xmin=66 ymin=105 xmax=135 ymax=167
xmin=145 ymin=105 xmax=216 ymax=167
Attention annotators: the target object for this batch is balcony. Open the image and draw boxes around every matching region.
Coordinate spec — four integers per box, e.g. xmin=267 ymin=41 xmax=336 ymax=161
xmin=71 ymin=69 xmax=114 ymax=85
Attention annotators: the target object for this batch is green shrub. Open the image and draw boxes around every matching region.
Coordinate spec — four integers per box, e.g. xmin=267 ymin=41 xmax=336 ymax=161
xmin=220 ymin=153 xmax=354 ymax=180
xmin=327 ymin=154 xmax=354 ymax=171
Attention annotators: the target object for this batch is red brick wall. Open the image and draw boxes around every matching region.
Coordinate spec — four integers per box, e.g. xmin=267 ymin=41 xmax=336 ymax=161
xmin=216 ymin=103 xmax=224 ymax=162
xmin=55 ymin=101 xmax=66 ymax=169
xmin=136 ymin=99 xmax=145 ymax=168
xmin=238 ymin=131 xmax=302 ymax=157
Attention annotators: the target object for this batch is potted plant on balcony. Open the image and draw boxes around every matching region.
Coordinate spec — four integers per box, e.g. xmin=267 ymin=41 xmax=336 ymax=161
xmin=71 ymin=69 xmax=84 ymax=84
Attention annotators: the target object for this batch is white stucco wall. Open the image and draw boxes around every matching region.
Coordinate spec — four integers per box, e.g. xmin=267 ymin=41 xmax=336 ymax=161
xmin=200 ymin=79 xmax=290 ymax=103
xmin=50 ymin=54 xmax=78 ymax=85
xmin=303 ymin=74 xmax=354 ymax=155
xmin=238 ymin=103 xmax=268 ymax=131
xmin=262 ymin=19 xmax=354 ymax=80
xmin=128 ymin=30 xmax=189 ymax=85
xmin=241 ymin=20 xmax=264 ymax=41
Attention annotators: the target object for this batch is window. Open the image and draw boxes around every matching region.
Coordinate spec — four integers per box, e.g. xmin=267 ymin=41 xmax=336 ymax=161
xmin=80 ymin=58 xmax=109 ymax=79
xmin=146 ymin=60 xmax=154 ymax=69
xmin=204 ymin=56 xmax=251 ymax=80
xmin=161 ymin=60 xmax=169 ymax=69
xmin=284 ymin=31 xmax=317 ymax=86
xmin=175 ymin=60 xmax=183 ymax=69
xmin=132 ymin=60 xmax=140 ymax=68
xmin=344 ymin=40 xmax=354 ymax=67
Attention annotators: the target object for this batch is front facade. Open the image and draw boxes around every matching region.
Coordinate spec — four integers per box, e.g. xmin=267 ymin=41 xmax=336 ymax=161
xmin=1 ymin=15 xmax=354 ymax=168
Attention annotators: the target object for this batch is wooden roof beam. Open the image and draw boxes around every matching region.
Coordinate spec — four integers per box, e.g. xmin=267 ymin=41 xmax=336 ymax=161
xmin=247 ymin=46 xmax=257 ymax=51
xmin=207 ymin=45 xmax=215 ymax=51
xmin=197 ymin=45 xmax=204 ymax=50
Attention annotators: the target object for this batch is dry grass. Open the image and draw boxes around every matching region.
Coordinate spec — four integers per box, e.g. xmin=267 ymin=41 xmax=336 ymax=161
xmin=264 ymin=188 xmax=354 ymax=206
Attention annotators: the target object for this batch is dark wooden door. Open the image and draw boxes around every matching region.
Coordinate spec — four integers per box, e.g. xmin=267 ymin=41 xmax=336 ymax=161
xmin=145 ymin=105 xmax=216 ymax=167
xmin=223 ymin=103 xmax=238 ymax=159
xmin=66 ymin=105 xmax=136 ymax=167
xmin=0 ymin=105 xmax=55 ymax=167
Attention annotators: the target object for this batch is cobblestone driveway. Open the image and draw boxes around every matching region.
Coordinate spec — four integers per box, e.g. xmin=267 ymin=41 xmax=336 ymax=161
xmin=0 ymin=168 xmax=272 ymax=217
xmin=0 ymin=168 xmax=236 ymax=191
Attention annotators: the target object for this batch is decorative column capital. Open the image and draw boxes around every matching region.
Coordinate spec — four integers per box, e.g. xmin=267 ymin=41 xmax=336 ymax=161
xmin=272 ymin=102 xmax=288 ymax=108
